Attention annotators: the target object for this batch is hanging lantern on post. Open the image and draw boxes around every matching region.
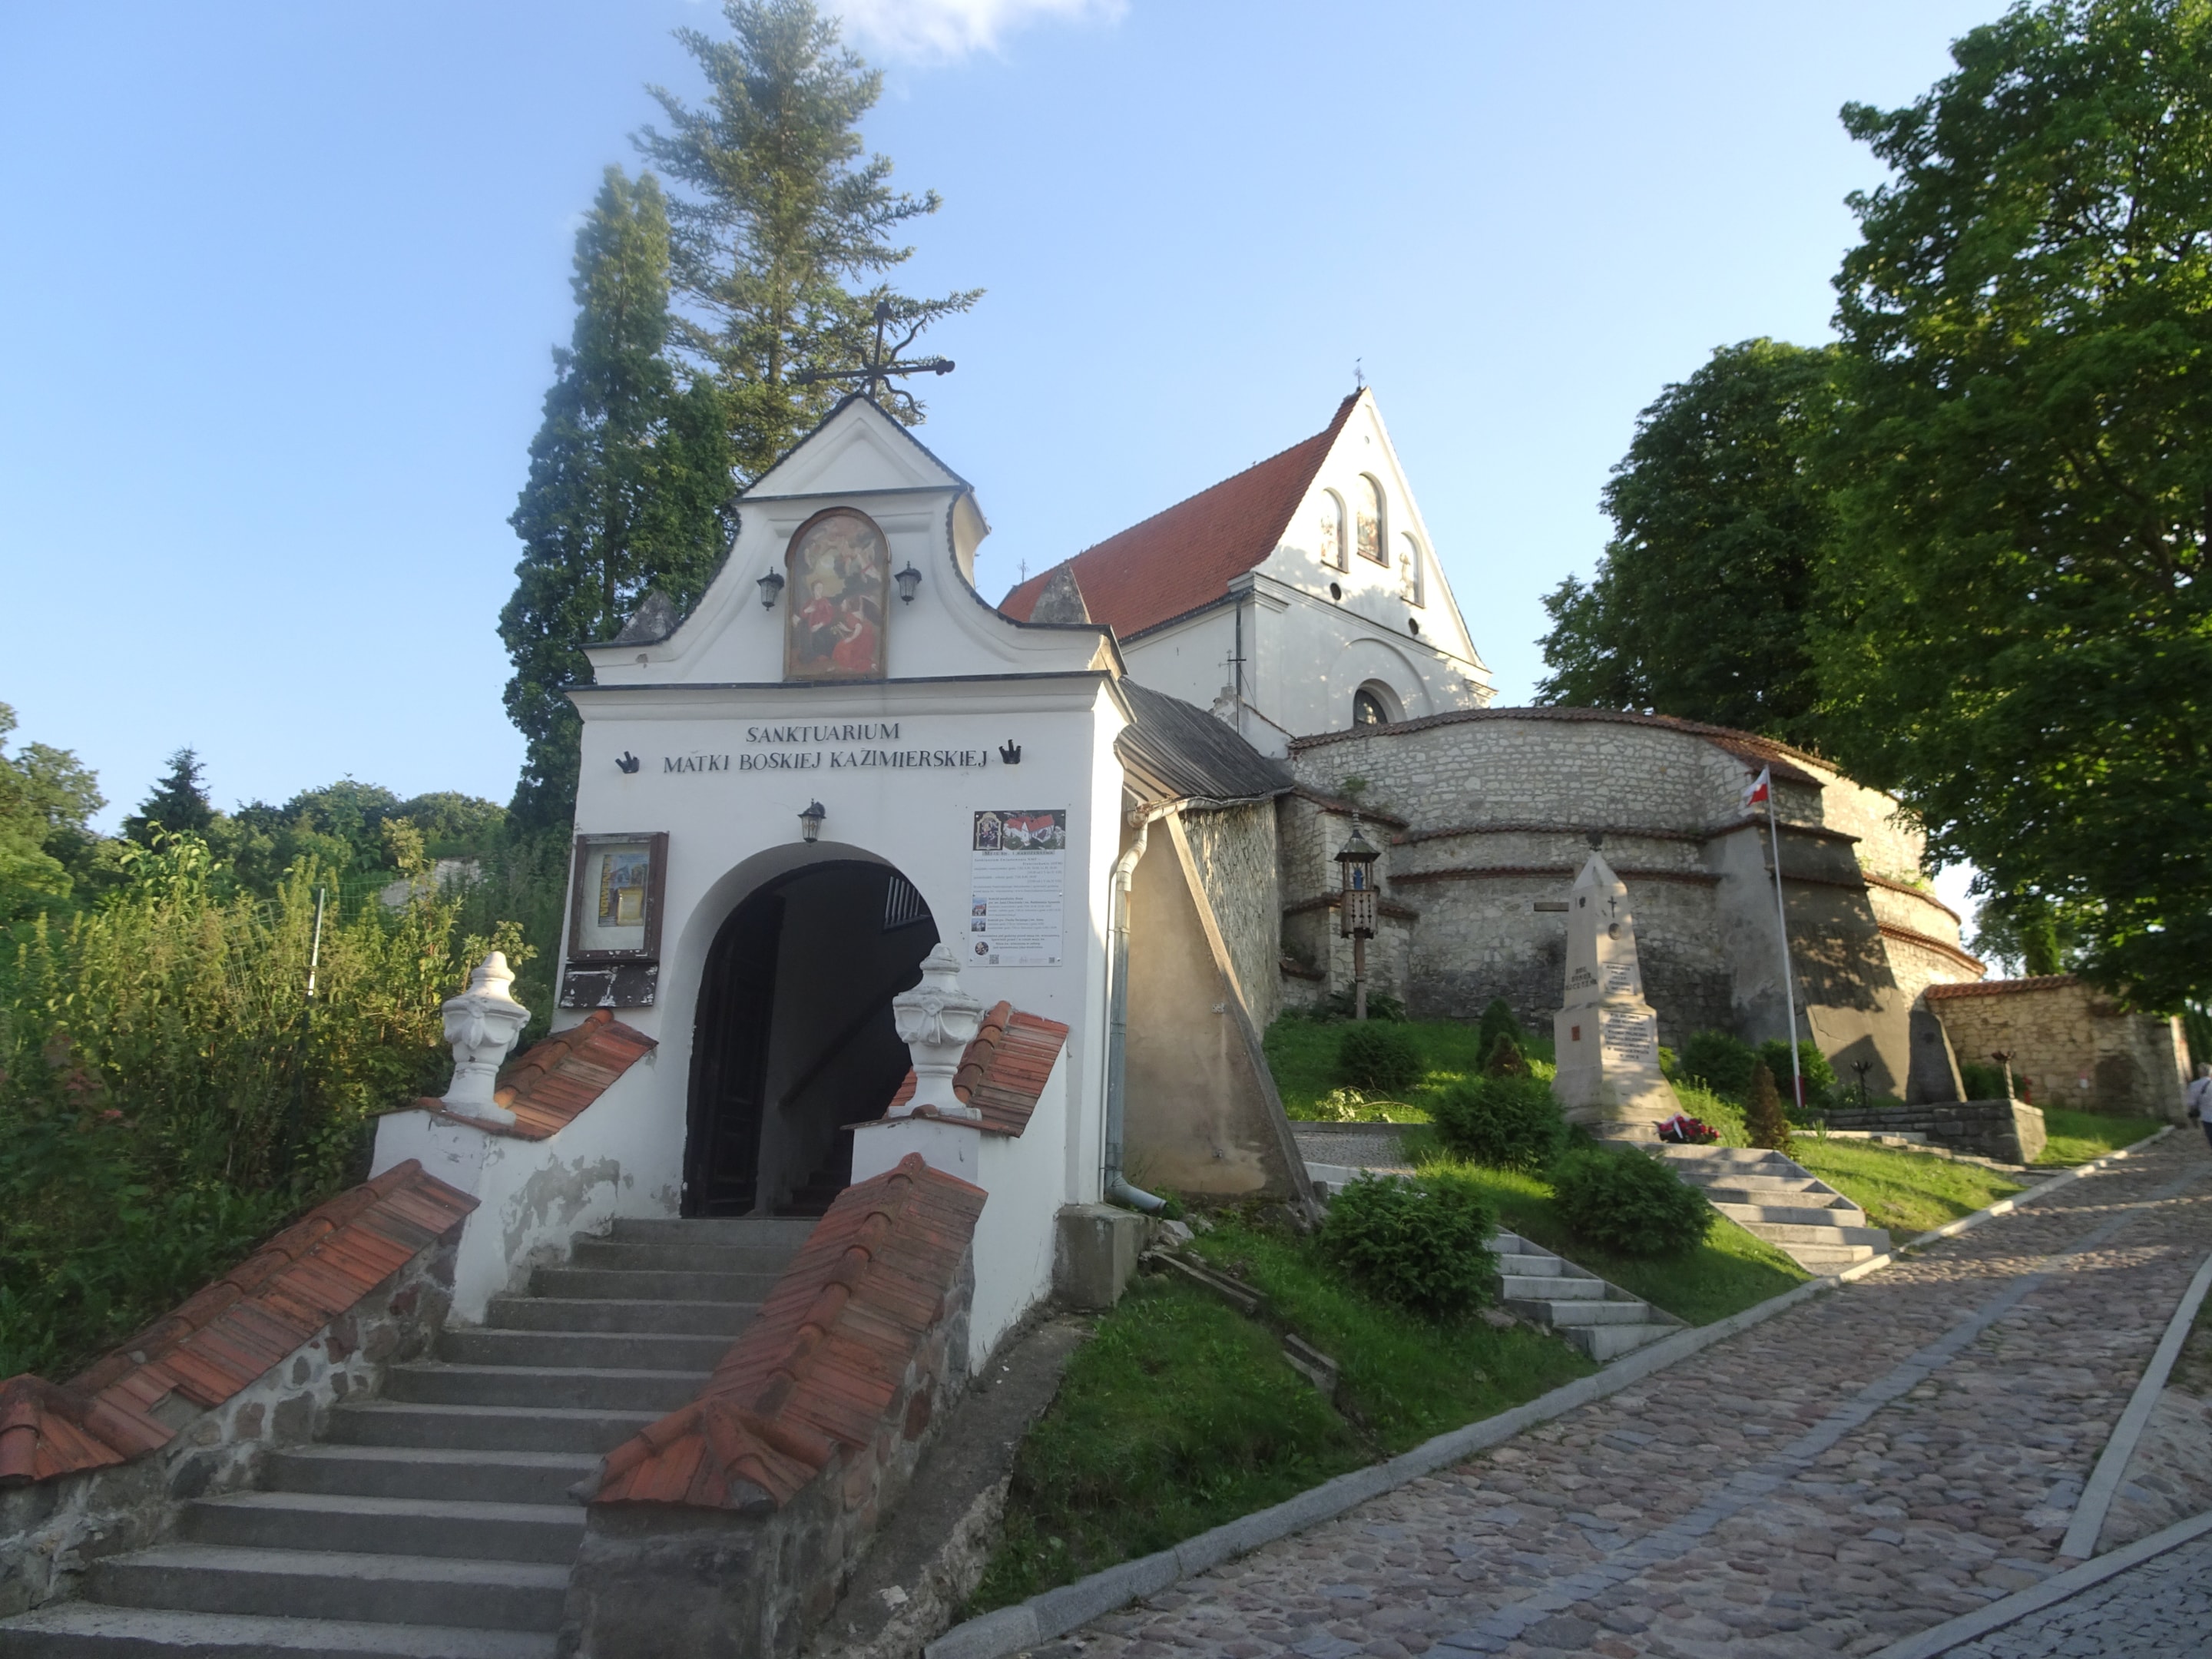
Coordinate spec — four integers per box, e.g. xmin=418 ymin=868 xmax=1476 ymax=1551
xmin=1334 ymin=818 xmax=1380 ymax=1022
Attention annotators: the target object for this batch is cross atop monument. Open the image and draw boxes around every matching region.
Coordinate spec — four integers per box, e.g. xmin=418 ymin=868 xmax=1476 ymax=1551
xmin=793 ymin=300 xmax=955 ymax=401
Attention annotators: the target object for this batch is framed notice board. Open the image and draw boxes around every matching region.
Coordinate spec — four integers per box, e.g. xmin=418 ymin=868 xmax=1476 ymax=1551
xmin=567 ymin=832 xmax=668 ymax=963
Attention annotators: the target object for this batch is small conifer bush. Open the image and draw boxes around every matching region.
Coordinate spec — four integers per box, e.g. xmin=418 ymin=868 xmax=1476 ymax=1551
xmin=1321 ymin=1172 xmax=1496 ymax=1317
xmin=1477 ymin=997 xmax=1522 ymax=1056
xmin=1336 ymin=1021 xmax=1422 ymax=1093
xmin=1430 ymin=1074 xmax=1565 ymax=1172
xmin=1482 ymin=1032 xmax=1530 ymax=1077
xmin=1552 ymin=1148 xmax=1716 ymax=1256
xmin=1744 ymin=1061 xmax=1795 ymax=1154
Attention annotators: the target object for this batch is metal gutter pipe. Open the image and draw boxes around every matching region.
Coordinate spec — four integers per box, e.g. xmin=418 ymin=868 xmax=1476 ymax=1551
xmin=1104 ymin=805 xmax=1172 ymax=1213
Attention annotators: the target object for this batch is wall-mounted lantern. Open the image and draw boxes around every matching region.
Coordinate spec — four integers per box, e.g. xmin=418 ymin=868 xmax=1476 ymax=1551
xmin=757 ymin=568 xmax=786 ymax=609
xmin=1335 ymin=818 xmax=1380 ymax=1021
xmin=893 ymin=561 xmax=923 ymax=604
xmin=799 ymin=800 xmax=826 ymax=843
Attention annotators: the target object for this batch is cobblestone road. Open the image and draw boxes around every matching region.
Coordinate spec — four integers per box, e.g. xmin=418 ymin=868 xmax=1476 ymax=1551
xmin=1032 ymin=1134 xmax=2212 ymax=1659
xmin=1942 ymin=1533 xmax=2212 ymax=1657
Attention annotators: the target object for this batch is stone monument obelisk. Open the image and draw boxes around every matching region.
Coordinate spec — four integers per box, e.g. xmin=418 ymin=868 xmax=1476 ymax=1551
xmin=1551 ymin=850 xmax=1679 ymax=1139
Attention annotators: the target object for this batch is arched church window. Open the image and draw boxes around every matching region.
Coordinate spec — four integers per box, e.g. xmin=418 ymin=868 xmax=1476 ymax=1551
xmin=1319 ymin=491 xmax=1347 ymax=571
xmin=1353 ymin=683 xmax=1397 ymax=727
xmin=1356 ymin=475 xmax=1385 ymax=564
xmin=1399 ymin=532 xmax=1425 ymax=605
xmin=784 ymin=508 xmax=889 ymax=682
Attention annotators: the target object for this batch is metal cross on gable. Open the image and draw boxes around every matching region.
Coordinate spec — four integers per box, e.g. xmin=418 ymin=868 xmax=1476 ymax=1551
xmin=792 ymin=300 xmax=955 ymax=400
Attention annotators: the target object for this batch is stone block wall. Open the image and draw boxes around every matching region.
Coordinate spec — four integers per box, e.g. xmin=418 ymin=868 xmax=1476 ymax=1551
xmin=1178 ymin=800 xmax=1283 ymax=1029
xmin=1823 ymin=1098 xmax=2047 ymax=1165
xmin=1928 ymin=977 xmax=2191 ymax=1120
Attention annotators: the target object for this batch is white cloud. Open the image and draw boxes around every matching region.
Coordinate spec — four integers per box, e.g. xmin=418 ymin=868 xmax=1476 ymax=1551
xmin=833 ymin=0 xmax=1125 ymax=61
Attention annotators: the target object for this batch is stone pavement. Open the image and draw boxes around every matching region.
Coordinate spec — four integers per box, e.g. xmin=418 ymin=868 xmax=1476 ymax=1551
xmin=1940 ymin=1532 xmax=2212 ymax=1657
xmin=1027 ymin=1133 xmax=2212 ymax=1659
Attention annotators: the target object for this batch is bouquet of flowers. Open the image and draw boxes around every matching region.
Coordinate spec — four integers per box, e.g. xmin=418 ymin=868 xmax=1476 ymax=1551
xmin=1657 ymin=1112 xmax=1720 ymax=1145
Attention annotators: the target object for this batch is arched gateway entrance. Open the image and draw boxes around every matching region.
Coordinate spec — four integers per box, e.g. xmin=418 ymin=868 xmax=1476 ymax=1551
xmin=684 ymin=861 xmax=939 ymax=1217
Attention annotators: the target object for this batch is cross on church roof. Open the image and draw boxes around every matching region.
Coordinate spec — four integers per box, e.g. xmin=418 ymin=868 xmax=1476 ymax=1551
xmin=793 ymin=301 xmax=955 ymax=401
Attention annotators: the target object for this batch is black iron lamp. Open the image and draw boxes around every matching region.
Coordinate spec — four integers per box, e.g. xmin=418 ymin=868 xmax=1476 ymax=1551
xmin=757 ymin=568 xmax=786 ymax=609
xmin=893 ymin=561 xmax=923 ymax=604
xmin=1334 ymin=819 xmax=1380 ymax=1020
xmin=798 ymin=800 xmax=826 ymax=843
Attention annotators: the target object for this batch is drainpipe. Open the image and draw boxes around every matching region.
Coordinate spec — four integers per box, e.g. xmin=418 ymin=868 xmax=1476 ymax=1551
xmin=1104 ymin=806 xmax=1172 ymax=1213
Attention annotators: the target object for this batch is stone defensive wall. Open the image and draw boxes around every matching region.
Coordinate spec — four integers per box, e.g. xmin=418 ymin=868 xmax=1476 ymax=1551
xmin=1276 ymin=707 xmax=1981 ymax=1095
xmin=1926 ymin=975 xmax=2191 ymax=1120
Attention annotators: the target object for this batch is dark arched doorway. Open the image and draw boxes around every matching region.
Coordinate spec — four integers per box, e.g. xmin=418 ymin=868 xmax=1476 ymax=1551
xmin=684 ymin=861 xmax=939 ymax=1217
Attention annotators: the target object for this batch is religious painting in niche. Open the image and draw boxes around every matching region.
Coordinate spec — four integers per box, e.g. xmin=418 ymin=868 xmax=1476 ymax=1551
xmin=1319 ymin=491 xmax=1346 ymax=571
xmin=567 ymin=831 xmax=668 ymax=962
xmin=1353 ymin=687 xmax=1388 ymax=727
xmin=784 ymin=508 xmax=889 ymax=681
xmin=1399 ymin=532 xmax=1424 ymax=604
xmin=1356 ymin=475 xmax=1384 ymax=563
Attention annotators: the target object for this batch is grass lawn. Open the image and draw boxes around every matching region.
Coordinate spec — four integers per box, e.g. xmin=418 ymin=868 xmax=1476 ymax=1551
xmin=1264 ymin=1015 xmax=1555 ymax=1122
xmin=2035 ymin=1106 xmax=2166 ymax=1165
xmin=1411 ymin=1153 xmax=1808 ymax=1326
xmin=1792 ymin=1135 xmax=2023 ymax=1239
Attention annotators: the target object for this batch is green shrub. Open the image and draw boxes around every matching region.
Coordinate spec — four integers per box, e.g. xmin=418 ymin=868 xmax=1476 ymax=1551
xmin=1336 ymin=1022 xmax=1422 ymax=1093
xmin=1482 ymin=1032 xmax=1530 ymax=1077
xmin=1960 ymin=1060 xmax=2008 ymax=1100
xmin=1552 ymin=1148 xmax=1715 ymax=1256
xmin=1658 ymin=1045 xmax=1678 ymax=1079
xmin=1323 ymin=987 xmax=1406 ymax=1022
xmin=1476 ymin=997 xmax=1522 ymax=1055
xmin=1744 ymin=1063 xmax=1795 ymax=1155
xmin=1321 ymin=1172 xmax=1496 ymax=1317
xmin=1680 ymin=1030 xmax=1758 ymax=1098
xmin=1430 ymin=1075 xmax=1565 ymax=1172
xmin=1757 ymin=1040 xmax=1836 ymax=1107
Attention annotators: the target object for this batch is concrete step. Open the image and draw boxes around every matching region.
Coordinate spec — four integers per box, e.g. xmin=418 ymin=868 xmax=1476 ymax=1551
xmin=1498 ymin=1274 xmax=1604 ymax=1301
xmin=1565 ymin=1323 xmax=1680 ymax=1363
xmin=382 ymin=1363 xmax=706 ymax=1413
xmin=480 ymin=1295 xmax=759 ymax=1336
xmin=181 ymin=1492 xmax=581 ymax=1566
xmin=1494 ymin=1252 xmax=1567 ymax=1277
xmin=323 ymin=1402 xmax=657 ymax=1455
xmin=1787 ymin=1243 xmax=1882 ymax=1268
xmin=438 ymin=1326 xmax=731 ymax=1372
xmin=1711 ymin=1200 xmax=1872 ymax=1230
xmin=527 ymin=1267 xmax=784 ymax=1303
xmin=260 ymin=1446 xmax=600 ymax=1508
xmin=1730 ymin=1220 xmax=1888 ymax=1249
xmin=1515 ymin=1299 xmax=1663 ymax=1327
xmin=608 ymin=1216 xmax=818 ymax=1248
xmin=0 ymin=1602 xmax=555 ymax=1657
xmin=83 ymin=1545 xmax=568 ymax=1633
xmin=1697 ymin=1175 xmax=1829 ymax=1196
xmin=567 ymin=1239 xmax=796 ymax=1274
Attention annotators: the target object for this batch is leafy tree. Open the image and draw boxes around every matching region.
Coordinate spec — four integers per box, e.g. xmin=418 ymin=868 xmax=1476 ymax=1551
xmin=0 ymin=704 xmax=104 ymax=921
xmin=1816 ymin=0 xmax=2212 ymax=1009
xmin=123 ymin=747 xmax=214 ymax=843
xmin=637 ymin=0 xmax=980 ymax=478
xmin=1537 ymin=339 xmax=1836 ymax=745
xmin=501 ymin=167 xmax=734 ymax=833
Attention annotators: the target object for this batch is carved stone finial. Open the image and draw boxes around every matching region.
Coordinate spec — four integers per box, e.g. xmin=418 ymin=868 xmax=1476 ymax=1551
xmin=890 ymin=944 xmax=985 ymax=1121
xmin=441 ymin=951 xmax=531 ymax=1126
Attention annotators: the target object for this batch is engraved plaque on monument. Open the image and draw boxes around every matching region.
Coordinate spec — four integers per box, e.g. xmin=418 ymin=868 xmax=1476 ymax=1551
xmin=1551 ymin=850 xmax=1680 ymax=1138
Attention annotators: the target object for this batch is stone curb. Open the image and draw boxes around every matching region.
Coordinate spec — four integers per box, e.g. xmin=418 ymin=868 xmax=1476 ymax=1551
xmin=1866 ymin=1507 xmax=2212 ymax=1659
xmin=924 ymin=1128 xmax=2174 ymax=1659
xmin=2057 ymin=1233 xmax=2212 ymax=1559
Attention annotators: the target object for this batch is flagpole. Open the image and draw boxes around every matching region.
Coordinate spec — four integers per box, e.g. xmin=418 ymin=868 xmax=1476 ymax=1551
xmin=1764 ymin=782 xmax=1804 ymax=1111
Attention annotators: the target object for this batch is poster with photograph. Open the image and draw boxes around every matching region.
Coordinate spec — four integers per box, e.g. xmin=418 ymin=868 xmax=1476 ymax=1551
xmin=969 ymin=810 xmax=1066 ymax=967
xmin=568 ymin=833 xmax=666 ymax=960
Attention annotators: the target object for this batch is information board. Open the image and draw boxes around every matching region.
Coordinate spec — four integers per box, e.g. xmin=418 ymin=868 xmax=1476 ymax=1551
xmin=969 ymin=810 xmax=1067 ymax=968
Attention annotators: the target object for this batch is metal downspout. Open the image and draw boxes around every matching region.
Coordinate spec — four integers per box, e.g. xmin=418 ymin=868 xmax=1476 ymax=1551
xmin=1104 ymin=807 xmax=1171 ymax=1213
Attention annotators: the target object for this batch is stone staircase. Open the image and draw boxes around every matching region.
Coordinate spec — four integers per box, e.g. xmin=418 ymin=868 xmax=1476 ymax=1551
xmin=0 ymin=1217 xmax=812 ymax=1659
xmin=1493 ymin=1230 xmax=1683 ymax=1363
xmin=1653 ymin=1144 xmax=1888 ymax=1272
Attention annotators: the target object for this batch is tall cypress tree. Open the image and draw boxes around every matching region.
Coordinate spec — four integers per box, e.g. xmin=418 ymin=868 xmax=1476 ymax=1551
xmin=636 ymin=0 xmax=979 ymax=479
xmin=500 ymin=167 xmax=733 ymax=833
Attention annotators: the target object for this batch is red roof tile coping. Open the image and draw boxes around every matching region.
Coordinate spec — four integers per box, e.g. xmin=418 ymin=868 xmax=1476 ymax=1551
xmin=415 ymin=1008 xmax=656 ymax=1140
xmin=879 ymin=1002 xmax=1068 ymax=1136
xmin=1926 ymin=972 xmax=2070 ymax=999
xmin=999 ymin=395 xmax=1359 ymax=641
xmin=594 ymin=1153 xmax=986 ymax=1510
xmin=0 ymin=1161 xmax=475 ymax=1490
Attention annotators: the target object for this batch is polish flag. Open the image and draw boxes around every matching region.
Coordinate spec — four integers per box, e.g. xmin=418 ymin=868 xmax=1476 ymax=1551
xmin=1741 ymin=766 xmax=1772 ymax=811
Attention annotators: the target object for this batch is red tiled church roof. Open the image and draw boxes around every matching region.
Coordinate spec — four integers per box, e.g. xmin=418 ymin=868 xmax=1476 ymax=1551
xmin=882 ymin=1001 xmax=1068 ymax=1134
xmin=998 ymin=394 xmax=1359 ymax=640
xmin=1 ymin=1161 xmax=475 ymax=1488
xmin=593 ymin=1153 xmax=985 ymax=1510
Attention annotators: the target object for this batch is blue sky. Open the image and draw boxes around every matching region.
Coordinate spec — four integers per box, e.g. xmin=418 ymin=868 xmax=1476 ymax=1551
xmin=1 ymin=0 xmax=1998 ymax=849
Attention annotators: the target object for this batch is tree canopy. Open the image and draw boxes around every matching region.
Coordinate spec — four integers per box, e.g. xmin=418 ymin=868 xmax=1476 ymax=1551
xmin=1815 ymin=0 xmax=2212 ymax=1009
xmin=123 ymin=747 xmax=214 ymax=843
xmin=1536 ymin=339 xmax=1836 ymax=746
xmin=637 ymin=0 xmax=979 ymax=478
xmin=500 ymin=167 xmax=733 ymax=833
xmin=0 ymin=704 xmax=104 ymax=922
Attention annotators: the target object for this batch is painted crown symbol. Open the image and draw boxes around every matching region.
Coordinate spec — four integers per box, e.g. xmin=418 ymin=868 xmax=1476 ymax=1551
xmin=998 ymin=740 xmax=1022 ymax=764
xmin=615 ymin=751 xmax=641 ymax=774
